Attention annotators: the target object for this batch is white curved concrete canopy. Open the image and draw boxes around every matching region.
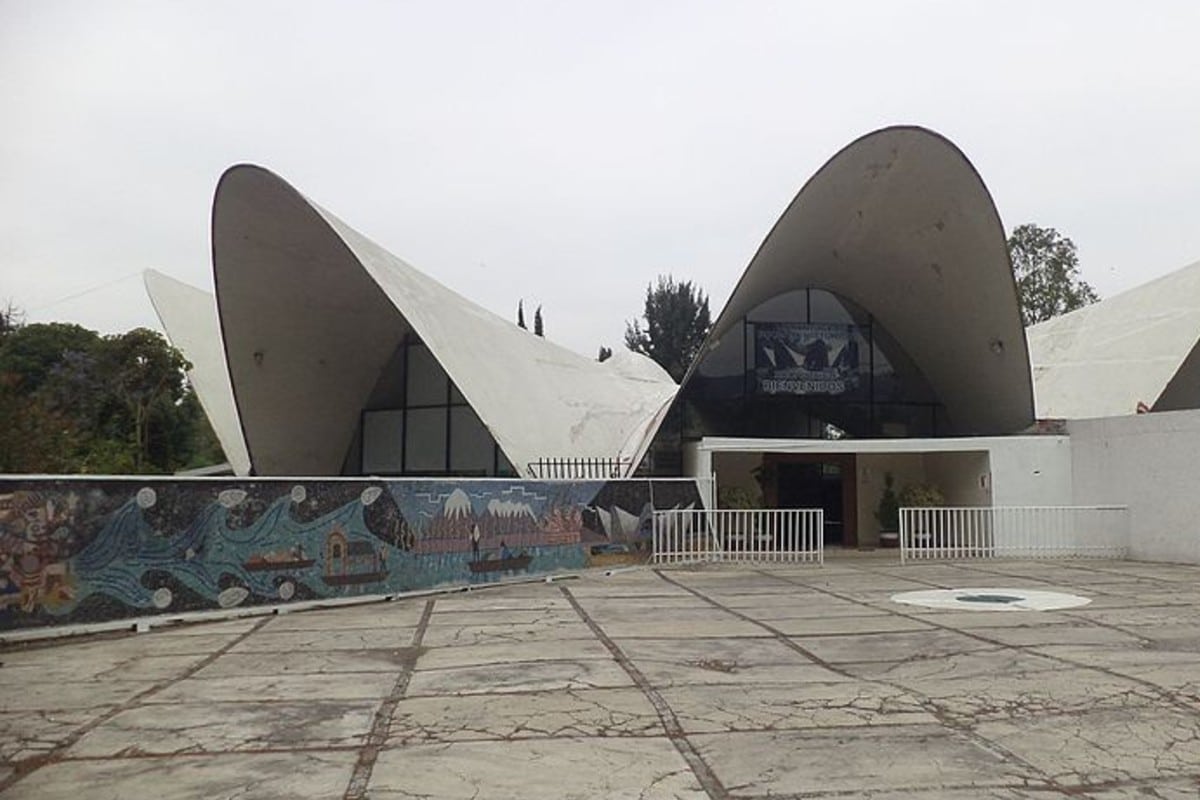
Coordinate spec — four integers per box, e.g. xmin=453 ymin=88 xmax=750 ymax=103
xmin=144 ymin=269 xmax=251 ymax=476
xmin=1028 ymin=259 xmax=1200 ymax=418
xmin=212 ymin=165 xmax=676 ymax=477
xmin=684 ymin=126 xmax=1034 ymax=435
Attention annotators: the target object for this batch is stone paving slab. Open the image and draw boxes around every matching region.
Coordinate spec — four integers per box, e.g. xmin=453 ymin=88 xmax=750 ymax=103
xmin=3 ymin=557 xmax=1200 ymax=799
xmin=420 ymin=619 xmax=595 ymax=647
xmin=412 ymin=636 xmax=613 ymax=670
xmin=388 ymin=687 xmax=662 ymax=743
xmin=1 ymin=681 xmax=148 ymax=712
xmin=796 ymin=628 xmax=995 ymax=663
xmin=769 ymin=613 xmax=936 ymax=636
xmin=903 ymin=666 xmax=1161 ymax=721
xmin=225 ymin=627 xmax=416 ymax=652
xmin=661 ymin=680 xmax=935 ymax=733
xmin=690 ymin=726 xmax=1027 ymax=796
xmin=368 ymin=738 xmax=708 ymax=799
xmin=407 ymin=658 xmax=634 ymax=696
xmin=0 ymin=653 xmax=206 ymax=684
xmin=146 ymin=672 xmax=399 ymax=704
xmin=977 ymin=706 xmax=1200 ymax=786
xmin=66 ymin=700 xmax=377 ymax=757
xmin=261 ymin=606 xmax=426 ymax=631
xmin=191 ymin=647 xmax=413 ymax=678
xmin=11 ymin=751 xmax=357 ymax=799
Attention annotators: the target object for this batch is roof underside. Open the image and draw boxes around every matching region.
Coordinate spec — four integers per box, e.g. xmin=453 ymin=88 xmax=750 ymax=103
xmin=684 ymin=126 xmax=1034 ymax=436
xmin=210 ymin=165 xmax=676 ymax=477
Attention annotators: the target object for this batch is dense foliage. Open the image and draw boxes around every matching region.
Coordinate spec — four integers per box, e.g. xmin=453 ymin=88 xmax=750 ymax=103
xmin=1008 ymin=223 xmax=1100 ymax=325
xmin=624 ymin=275 xmax=712 ymax=383
xmin=0 ymin=311 xmax=224 ymax=474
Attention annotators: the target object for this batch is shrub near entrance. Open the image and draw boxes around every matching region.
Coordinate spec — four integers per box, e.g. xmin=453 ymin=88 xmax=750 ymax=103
xmin=875 ymin=472 xmax=900 ymax=548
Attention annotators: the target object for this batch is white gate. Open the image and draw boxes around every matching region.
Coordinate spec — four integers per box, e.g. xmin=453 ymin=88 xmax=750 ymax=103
xmin=900 ymin=505 xmax=1130 ymax=563
xmin=652 ymin=509 xmax=824 ymax=565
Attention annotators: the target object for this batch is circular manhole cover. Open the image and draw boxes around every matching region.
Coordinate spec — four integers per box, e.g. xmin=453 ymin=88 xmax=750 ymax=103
xmin=890 ymin=588 xmax=1091 ymax=611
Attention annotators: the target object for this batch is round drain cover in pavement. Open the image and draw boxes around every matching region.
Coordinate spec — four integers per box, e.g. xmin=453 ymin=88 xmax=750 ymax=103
xmin=890 ymin=588 xmax=1090 ymax=611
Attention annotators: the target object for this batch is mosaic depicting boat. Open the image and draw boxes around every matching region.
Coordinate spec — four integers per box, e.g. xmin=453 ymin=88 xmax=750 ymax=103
xmin=468 ymin=554 xmax=532 ymax=574
xmin=322 ymin=529 xmax=388 ymax=586
xmin=243 ymin=552 xmax=315 ymax=572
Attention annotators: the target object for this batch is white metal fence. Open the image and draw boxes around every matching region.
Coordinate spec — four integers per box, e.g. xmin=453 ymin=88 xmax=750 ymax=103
xmin=899 ymin=505 xmax=1130 ymax=564
xmin=652 ymin=509 xmax=824 ymax=565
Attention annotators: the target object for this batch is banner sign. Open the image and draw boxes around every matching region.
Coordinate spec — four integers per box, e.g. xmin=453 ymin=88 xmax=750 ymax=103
xmin=754 ymin=322 xmax=863 ymax=395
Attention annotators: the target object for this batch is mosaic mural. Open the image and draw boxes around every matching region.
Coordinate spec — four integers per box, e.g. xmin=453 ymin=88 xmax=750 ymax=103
xmin=0 ymin=478 xmax=704 ymax=631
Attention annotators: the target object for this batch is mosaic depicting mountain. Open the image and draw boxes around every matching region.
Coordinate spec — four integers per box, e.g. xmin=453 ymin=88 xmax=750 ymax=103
xmin=395 ymin=482 xmax=602 ymax=554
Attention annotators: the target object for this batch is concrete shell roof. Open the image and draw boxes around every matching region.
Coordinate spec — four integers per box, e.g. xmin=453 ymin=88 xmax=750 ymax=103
xmin=1028 ymin=259 xmax=1200 ymax=418
xmin=144 ymin=269 xmax=251 ymax=476
xmin=208 ymin=165 xmax=676 ymax=477
xmin=683 ymin=126 xmax=1034 ymax=436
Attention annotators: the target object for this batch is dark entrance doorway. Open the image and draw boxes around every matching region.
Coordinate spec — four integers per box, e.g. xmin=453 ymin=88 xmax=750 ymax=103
xmin=764 ymin=453 xmax=858 ymax=547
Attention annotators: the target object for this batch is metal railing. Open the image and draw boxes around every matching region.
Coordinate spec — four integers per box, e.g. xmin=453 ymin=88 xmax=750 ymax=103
xmin=652 ymin=508 xmax=824 ymax=565
xmin=899 ymin=505 xmax=1130 ymax=564
xmin=527 ymin=457 xmax=634 ymax=479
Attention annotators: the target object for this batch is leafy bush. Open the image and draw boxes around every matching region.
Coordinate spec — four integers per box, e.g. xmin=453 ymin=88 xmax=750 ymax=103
xmin=899 ymin=482 xmax=946 ymax=508
xmin=874 ymin=472 xmax=899 ymax=532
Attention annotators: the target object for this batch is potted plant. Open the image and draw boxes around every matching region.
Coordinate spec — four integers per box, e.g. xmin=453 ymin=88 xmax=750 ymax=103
xmin=875 ymin=472 xmax=900 ymax=548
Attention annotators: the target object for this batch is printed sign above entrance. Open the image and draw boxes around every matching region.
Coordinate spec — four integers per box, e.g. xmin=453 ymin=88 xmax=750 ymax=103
xmin=754 ymin=322 xmax=864 ymax=395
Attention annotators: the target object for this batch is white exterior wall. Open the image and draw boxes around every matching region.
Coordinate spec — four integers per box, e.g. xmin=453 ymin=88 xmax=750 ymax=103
xmin=1069 ymin=409 xmax=1200 ymax=565
xmin=986 ymin=436 xmax=1074 ymax=507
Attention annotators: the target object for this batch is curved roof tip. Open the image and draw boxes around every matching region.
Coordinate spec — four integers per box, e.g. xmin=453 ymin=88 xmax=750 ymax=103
xmin=143 ymin=268 xmax=252 ymax=475
xmin=679 ymin=124 xmax=1033 ymax=436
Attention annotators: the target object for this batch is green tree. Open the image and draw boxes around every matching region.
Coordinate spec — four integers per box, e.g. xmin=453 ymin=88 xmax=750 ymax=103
xmin=624 ymin=275 xmax=712 ymax=382
xmin=0 ymin=311 xmax=219 ymax=474
xmin=0 ymin=322 xmax=100 ymax=392
xmin=1008 ymin=223 xmax=1100 ymax=325
xmin=97 ymin=328 xmax=192 ymax=472
xmin=533 ymin=305 xmax=544 ymax=337
xmin=0 ymin=373 xmax=80 ymax=473
xmin=0 ymin=301 xmax=23 ymax=336
xmin=517 ymin=300 xmax=526 ymax=329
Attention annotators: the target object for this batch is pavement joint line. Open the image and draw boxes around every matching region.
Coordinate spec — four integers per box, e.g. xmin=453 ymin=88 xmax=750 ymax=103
xmin=0 ymin=614 xmax=275 ymax=795
xmin=737 ymin=567 xmax=1064 ymax=792
xmin=651 ymin=570 xmax=860 ymax=680
xmin=558 ymin=584 xmax=730 ymax=800
xmin=341 ymin=597 xmax=435 ymax=800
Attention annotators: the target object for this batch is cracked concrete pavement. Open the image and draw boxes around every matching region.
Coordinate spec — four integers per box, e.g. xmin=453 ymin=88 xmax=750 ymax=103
xmin=3 ymin=556 xmax=1200 ymax=799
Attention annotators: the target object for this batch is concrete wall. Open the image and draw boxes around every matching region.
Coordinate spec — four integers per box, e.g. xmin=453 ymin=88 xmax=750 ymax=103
xmin=0 ymin=477 xmax=705 ymax=632
xmin=987 ymin=436 xmax=1073 ymax=507
xmin=1069 ymin=409 xmax=1200 ymax=564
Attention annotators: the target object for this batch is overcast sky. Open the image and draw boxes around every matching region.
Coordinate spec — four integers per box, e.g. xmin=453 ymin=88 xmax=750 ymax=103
xmin=3 ymin=1 xmax=1200 ymax=357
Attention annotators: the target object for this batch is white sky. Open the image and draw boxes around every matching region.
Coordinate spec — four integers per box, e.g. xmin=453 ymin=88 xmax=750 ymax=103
xmin=3 ymin=0 xmax=1199 ymax=357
